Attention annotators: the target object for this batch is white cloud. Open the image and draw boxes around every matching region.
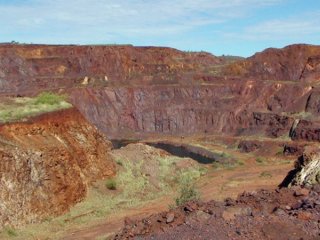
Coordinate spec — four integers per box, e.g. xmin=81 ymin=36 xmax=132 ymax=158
xmin=0 ymin=0 xmax=284 ymax=42
xmin=242 ymin=11 xmax=320 ymax=40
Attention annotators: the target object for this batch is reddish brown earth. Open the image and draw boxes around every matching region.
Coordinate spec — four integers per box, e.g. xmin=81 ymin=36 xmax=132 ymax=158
xmin=1 ymin=43 xmax=320 ymax=238
xmin=0 ymin=44 xmax=221 ymax=95
xmin=224 ymin=44 xmax=320 ymax=82
xmin=1 ymin=43 xmax=320 ymax=143
xmin=0 ymin=108 xmax=115 ymax=228
xmin=115 ymin=186 xmax=320 ymax=240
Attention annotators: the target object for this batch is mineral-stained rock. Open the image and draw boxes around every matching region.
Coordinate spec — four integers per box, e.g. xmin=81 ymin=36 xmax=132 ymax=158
xmin=223 ymin=44 xmax=320 ymax=81
xmin=0 ymin=108 xmax=115 ymax=227
xmin=291 ymin=120 xmax=320 ymax=142
xmin=283 ymin=147 xmax=320 ymax=187
xmin=1 ymin=44 xmax=320 ymax=143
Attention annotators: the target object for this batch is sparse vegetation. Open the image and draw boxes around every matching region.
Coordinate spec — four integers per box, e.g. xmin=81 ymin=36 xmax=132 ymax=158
xmin=7 ymin=153 xmax=206 ymax=239
xmin=115 ymin=159 xmax=123 ymax=166
xmin=255 ymin=157 xmax=266 ymax=164
xmin=211 ymin=159 xmax=243 ymax=170
xmin=259 ymin=171 xmax=272 ymax=178
xmin=0 ymin=92 xmax=71 ymax=123
xmin=105 ymin=179 xmax=117 ymax=190
xmin=219 ymin=152 xmax=230 ymax=158
xmin=34 ymin=92 xmax=66 ymax=105
xmin=275 ymin=149 xmax=284 ymax=156
xmin=175 ymin=173 xmax=200 ymax=206
xmin=3 ymin=227 xmax=18 ymax=237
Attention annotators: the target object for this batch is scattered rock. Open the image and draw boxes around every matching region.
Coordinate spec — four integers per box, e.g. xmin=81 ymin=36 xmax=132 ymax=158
xmin=294 ymin=188 xmax=310 ymax=197
xmin=222 ymin=207 xmax=252 ymax=221
xmin=166 ymin=212 xmax=175 ymax=224
xmin=184 ymin=202 xmax=198 ymax=212
xmin=273 ymin=208 xmax=286 ymax=216
xmin=297 ymin=212 xmax=313 ymax=221
xmin=115 ymin=187 xmax=320 ymax=240
xmin=312 ymin=184 xmax=320 ymax=193
xmin=196 ymin=211 xmax=211 ymax=221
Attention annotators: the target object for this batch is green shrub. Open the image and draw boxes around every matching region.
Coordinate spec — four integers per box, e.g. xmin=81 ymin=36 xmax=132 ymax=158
xmin=4 ymin=227 xmax=18 ymax=237
xmin=255 ymin=157 xmax=265 ymax=164
xmin=34 ymin=92 xmax=65 ymax=105
xmin=105 ymin=179 xmax=117 ymax=190
xmin=259 ymin=171 xmax=272 ymax=178
xmin=115 ymin=159 xmax=123 ymax=166
xmin=175 ymin=174 xmax=200 ymax=206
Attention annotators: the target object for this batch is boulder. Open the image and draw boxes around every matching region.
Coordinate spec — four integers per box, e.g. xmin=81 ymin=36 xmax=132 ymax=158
xmin=282 ymin=147 xmax=320 ymax=187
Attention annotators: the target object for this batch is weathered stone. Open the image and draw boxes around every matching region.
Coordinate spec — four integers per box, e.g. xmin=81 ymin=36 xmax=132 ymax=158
xmin=166 ymin=212 xmax=175 ymax=224
xmin=294 ymin=188 xmax=310 ymax=197
xmin=222 ymin=207 xmax=252 ymax=221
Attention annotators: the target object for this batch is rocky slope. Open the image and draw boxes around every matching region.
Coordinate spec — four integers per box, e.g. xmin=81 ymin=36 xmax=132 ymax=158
xmin=0 ymin=44 xmax=220 ymax=95
xmin=115 ymin=186 xmax=320 ymax=240
xmin=0 ymin=108 xmax=115 ymax=228
xmin=1 ymin=43 xmax=320 ymax=143
xmin=224 ymin=44 xmax=320 ymax=82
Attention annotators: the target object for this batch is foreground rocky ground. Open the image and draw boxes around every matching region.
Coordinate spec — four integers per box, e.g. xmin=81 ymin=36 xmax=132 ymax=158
xmin=115 ymin=186 xmax=320 ymax=240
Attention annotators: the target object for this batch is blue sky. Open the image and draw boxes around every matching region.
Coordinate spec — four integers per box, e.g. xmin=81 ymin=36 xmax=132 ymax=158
xmin=0 ymin=0 xmax=319 ymax=56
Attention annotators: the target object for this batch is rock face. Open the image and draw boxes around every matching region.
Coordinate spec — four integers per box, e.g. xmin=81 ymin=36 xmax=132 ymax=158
xmin=0 ymin=44 xmax=220 ymax=95
xmin=284 ymin=147 xmax=320 ymax=187
xmin=0 ymin=108 xmax=115 ymax=227
xmin=1 ymin=44 xmax=320 ymax=143
xmin=69 ymin=82 xmax=310 ymax=139
xmin=224 ymin=44 xmax=320 ymax=82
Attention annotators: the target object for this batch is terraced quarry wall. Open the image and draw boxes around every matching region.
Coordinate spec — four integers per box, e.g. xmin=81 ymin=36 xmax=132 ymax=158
xmin=69 ymin=82 xmax=316 ymax=140
xmin=1 ymin=44 xmax=319 ymax=142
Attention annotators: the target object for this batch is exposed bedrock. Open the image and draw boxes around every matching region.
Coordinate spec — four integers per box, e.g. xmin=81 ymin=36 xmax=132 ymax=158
xmin=70 ymin=82 xmax=314 ymax=139
xmin=1 ymin=44 xmax=320 ymax=142
xmin=282 ymin=146 xmax=320 ymax=187
xmin=0 ymin=108 xmax=115 ymax=227
xmin=291 ymin=120 xmax=320 ymax=141
xmin=0 ymin=44 xmax=221 ymax=95
xmin=224 ymin=44 xmax=320 ymax=82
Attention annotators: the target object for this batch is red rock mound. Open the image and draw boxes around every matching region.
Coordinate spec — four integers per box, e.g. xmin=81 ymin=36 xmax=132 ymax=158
xmin=0 ymin=108 xmax=115 ymax=227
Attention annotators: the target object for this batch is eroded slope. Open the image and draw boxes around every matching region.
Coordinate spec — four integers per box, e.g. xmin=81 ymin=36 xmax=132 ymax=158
xmin=0 ymin=108 xmax=115 ymax=227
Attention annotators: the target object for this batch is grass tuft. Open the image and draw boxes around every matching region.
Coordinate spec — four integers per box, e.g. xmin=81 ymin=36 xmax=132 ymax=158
xmin=105 ymin=179 xmax=117 ymax=190
xmin=4 ymin=227 xmax=18 ymax=237
xmin=34 ymin=92 xmax=66 ymax=105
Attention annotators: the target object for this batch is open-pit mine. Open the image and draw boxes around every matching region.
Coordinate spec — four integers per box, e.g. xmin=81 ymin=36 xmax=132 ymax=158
xmin=0 ymin=43 xmax=319 ymax=239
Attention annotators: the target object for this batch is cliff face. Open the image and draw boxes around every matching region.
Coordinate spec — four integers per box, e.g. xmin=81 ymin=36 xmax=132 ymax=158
xmin=224 ymin=44 xmax=320 ymax=82
xmin=69 ymin=81 xmax=314 ymax=140
xmin=1 ymin=44 xmax=320 ymax=142
xmin=0 ymin=108 xmax=115 ymax=227
xmin=0 ymin=44 xmax=220 ymax=95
